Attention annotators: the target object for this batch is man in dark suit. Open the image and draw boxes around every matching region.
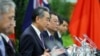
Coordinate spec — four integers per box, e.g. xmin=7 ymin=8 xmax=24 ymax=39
xmin=1 ymin=33 xmax=15 ymax=56
xmin=54 ymin=16 xmax=69 ymax=45
xmin=19 ymin=7 xmax=50 ymax=56
xmin=0 ymin=0 xmax=16 ymax=56
xmin=42 ymin=12 xmax=68 ymax=56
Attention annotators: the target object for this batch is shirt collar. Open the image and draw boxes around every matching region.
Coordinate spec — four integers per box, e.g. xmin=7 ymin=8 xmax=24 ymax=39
xmin=0 ymin=33 xmax=2 ymax=40
xmin=31 ymin=24 xmax=41 ymax=38
xmin=46 ymin=30 xmax=52 ymax=36
xmin=57 ymin=31 xmax=62 ymax=38
xmin=0 ymin=33 xmax=9 ymax=42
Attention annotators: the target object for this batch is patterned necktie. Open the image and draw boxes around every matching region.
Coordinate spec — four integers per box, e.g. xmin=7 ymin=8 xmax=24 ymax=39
xmin=8 ymin=40 xmax=15 ymax=52
xmin=40 ymin=33 xmax=45 ymax=49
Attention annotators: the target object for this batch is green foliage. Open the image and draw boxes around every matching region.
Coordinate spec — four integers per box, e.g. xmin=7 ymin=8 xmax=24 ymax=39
xmin=50 ymin=0 xmax=74 ymax=19
xmin=13 ymin=0 xmax=29 ymax=52
xmin=13 ymin=0 xmax=29 ymax=38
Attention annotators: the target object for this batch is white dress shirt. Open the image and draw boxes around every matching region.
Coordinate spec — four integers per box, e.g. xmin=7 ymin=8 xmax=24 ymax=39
xmin=1 ymin=33 xmax=9 ymax=42
xmin=46 ymin=30 xmax=52 ymax=37
xmin=57 ymin=31 xmax=62 ymax=38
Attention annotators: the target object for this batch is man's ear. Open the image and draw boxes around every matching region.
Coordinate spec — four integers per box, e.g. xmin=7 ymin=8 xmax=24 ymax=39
xmin=36 ymin=16 xmax=40 ymax=23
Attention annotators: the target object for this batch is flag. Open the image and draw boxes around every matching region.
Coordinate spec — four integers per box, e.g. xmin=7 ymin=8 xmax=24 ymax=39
xmin=69 ymin=0 xmax=100 ymax=50
xmin=22 ymin=0 xmax=50 ymax=31
xmin=9 ymin=34 xmax=15 ymax=42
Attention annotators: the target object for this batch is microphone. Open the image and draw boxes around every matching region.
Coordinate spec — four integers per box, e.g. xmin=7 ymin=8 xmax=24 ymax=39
xmin=71 ymin=35 xmax=97 ymax=56
xmin=83 ymin=34 xmax=97 ymax=55
xmin=83 ymin=34 xmax=97 ymax=49
xmin=74 ymin=36 xmax=81 ymax=44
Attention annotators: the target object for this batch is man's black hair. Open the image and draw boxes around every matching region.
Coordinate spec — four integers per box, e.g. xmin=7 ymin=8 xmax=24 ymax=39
xmin=32 ymin=7 xmax=49 ymax=22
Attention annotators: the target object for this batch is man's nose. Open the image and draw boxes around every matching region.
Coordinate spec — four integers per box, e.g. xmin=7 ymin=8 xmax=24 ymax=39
xmin=10 ymin=20 xmax=16 ymax=27
xmin=57 ymin=22 xmax=59 ymax=26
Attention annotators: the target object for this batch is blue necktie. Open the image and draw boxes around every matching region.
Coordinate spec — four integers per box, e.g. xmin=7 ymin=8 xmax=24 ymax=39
xmin=40 ymin=33 xmax=45 ymax=49
xmin=49 ymin=35 xmax=54 ymax=41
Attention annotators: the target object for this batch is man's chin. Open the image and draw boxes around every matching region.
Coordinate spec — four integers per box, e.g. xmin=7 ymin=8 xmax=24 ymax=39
xmin=54 ymin=29 xmax=58 ymax=32
xmin=44 ymin=28 xmax=47 ymax=30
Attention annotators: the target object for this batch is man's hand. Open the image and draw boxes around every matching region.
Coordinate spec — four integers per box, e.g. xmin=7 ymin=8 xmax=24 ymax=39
xmin=41 ymin=49 xmax=50 ymax=56
xmin=50 ymin=46 xmax=65 ymax=56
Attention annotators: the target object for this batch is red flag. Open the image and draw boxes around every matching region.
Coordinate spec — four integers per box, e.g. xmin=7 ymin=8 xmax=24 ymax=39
xmin=9 ymin=34 xmax=15 ymax=42
xmin=69 ymin=0 xmax=100 ymax=50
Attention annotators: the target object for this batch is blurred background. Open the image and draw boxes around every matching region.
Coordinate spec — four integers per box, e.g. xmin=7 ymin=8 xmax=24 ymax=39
xmin=12 ymin=0 xmax=100 ymax=53
xmin=13 ymin=0 xmax=77 ymax=47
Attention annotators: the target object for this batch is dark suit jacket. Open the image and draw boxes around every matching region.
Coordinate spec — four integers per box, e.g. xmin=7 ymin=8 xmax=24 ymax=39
xmin=54 ymin=32 xmax=63 ymax=45
xmin=42 ymin=31 xmax=68 ymax=56
xmin=41 ymin=31 xmax=54 ymax=50
xmin=1 ymin=36 xmax=15 ymax=56
xmin=0 ymin=49 xmax=2 ymax=56
xmin=19 ymin=26 xmax=45 ymax=56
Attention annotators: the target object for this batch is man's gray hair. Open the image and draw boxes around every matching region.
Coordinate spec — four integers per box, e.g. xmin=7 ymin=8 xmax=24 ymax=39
xmin=0 ymin=0 xmax=16 ymax=15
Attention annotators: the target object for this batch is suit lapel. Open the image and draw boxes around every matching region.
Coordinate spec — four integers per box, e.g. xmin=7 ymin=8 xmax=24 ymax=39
xmin=29 ymin=26 xmax=45 ymax=49
xmin=54 ymin=32 xmax=63 ymax=44
xmin=0 ymin=49 xmax=2 ymax=56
